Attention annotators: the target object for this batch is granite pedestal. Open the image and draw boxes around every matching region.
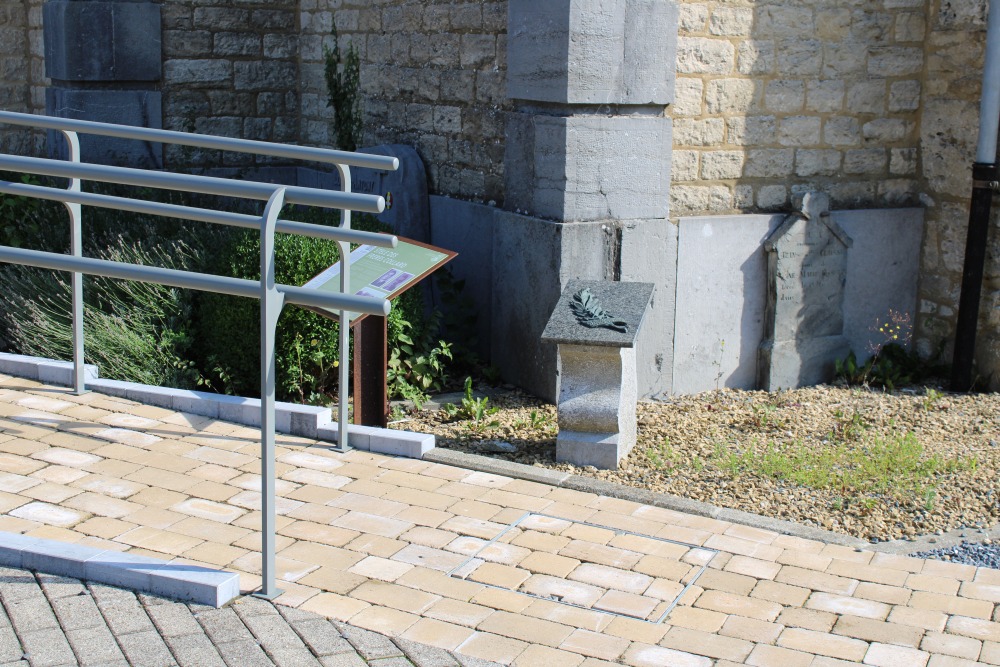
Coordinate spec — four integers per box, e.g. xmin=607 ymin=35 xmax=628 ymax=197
xmin=542 ymin=280 xmax=654 ymax=469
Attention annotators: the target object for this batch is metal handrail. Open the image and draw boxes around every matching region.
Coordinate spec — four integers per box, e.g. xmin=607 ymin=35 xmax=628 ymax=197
xmin=0 ymin=112 xmax=400 ymax=600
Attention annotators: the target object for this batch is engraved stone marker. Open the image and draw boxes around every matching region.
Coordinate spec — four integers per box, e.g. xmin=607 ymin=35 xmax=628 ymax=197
xmin=542 ymin=280 xmax=654 ymax=469
xmin=759 ymin=192 xmax=853 ymax=390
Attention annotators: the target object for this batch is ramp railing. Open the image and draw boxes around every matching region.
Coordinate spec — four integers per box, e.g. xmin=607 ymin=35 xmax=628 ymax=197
xmin=0 ymin=110 xmax=399 ymax=599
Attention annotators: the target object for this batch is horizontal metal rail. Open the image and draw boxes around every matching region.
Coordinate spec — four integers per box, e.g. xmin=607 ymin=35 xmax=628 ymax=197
xmin=0 ymin=246 xmax=391 ymax=316
xmin=0 ymin=110 xmax=398 ymax=171
xmin=0 ymin=180 xmax=398 ymax=248
xmin=0 ymin=154 xmax=385 ymax=212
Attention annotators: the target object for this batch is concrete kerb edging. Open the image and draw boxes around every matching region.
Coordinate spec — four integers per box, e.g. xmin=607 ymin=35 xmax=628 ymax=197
xmin=0 ymin=532 xmax=239 ymax=607
xmin=421 ymin=448 xmax=994 ymax=557
xmin=0 ymin=352 xmax=434 ymax=458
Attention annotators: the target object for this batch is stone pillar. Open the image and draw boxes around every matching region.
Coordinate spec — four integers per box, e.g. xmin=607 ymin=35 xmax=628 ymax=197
xmin=43 ymin=0 xmax=162 ymax=167
xmin=495 ymin=0 xmax=680 ymax=402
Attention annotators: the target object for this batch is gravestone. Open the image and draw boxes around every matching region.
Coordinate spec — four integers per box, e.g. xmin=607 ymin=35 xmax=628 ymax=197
xmin=759 ymin=192 xmax=852 ymax=390
xmin=542 ymin=280 xmax=654 ymax=469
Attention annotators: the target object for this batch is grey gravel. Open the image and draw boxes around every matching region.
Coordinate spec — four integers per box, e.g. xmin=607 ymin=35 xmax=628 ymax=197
xmin=914 ymin=540 xmax=1000 ymax=569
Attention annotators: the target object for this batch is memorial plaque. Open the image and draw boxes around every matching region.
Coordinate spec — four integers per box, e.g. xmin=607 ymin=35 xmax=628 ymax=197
xmin=759 ymin=192 xmax=852 ymax=390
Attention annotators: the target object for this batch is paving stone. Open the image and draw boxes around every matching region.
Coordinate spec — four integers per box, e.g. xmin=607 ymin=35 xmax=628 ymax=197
xmin=163 ymin=632 xmax=227 ymax=667
xmin=0 ymin=626 xmax=21 ymax=664
xmin=146 ymin=602 xmax=205 ymax=637
xmin=337 ymin=622 xmax=406 ymax=660
xmin=50 ymin=595 xmax=106 ymax=631
xmin=320 ymin=654 xmax=368 ymax=667
xmin=18 ymin=628 xmax=76 ymax=667
xmin=394 ymin=636 xmax=461 ymax=667
xmin=93 ymin=599 xmax=155 ymax=636
xmin=215 ymin=638 xmax=275 ymax=667
xmin=65 ymin=625 xmax=128 ymax=665
xmin=116 ymin=629 xmax=178 ymax=667
xmin=245 ymin=613 xmax=311 ymax=651
xmin=290 ymin=620 xmax=355 ymax=656
xmin=196 ymin=608 xmax=256 ymax=645
xmin=269 ymin=647 xmax=324 ymax=666
xmin=5 ymin=598 xmax=59 ymax=634
xmin=36 ymin=574 xmax=87 ymax=600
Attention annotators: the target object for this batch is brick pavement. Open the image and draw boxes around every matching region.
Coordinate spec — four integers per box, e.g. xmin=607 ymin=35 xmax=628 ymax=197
xmin=0 ymin=373 xmax=999 ymax=666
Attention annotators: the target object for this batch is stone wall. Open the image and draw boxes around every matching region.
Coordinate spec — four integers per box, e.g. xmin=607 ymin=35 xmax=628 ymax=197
xmin=669 ymin=0 xmax=925 ymax=216
xmin=298 ymin=0 xmax=509 ymax=205
xmin=0 ymin=0 xmax=44 ymax=154
xmin=160 ymin=0 xmax=300 ymax=168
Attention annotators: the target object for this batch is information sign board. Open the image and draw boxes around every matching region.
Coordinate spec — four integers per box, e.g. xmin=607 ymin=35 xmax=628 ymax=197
xmin=302 ymin=237 xmax=456 ymax=322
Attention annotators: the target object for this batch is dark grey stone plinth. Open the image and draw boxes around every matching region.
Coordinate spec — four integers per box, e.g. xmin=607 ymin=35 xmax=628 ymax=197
xmin=759 ymin=192 xmax=853 ymax=390
xmin=46 ymin=88 xmax=163 ymax=168
xmin=44 ymin=1 xmax=162 ymax=82
xmin=543 ymin=280 xmax=653 ymax=469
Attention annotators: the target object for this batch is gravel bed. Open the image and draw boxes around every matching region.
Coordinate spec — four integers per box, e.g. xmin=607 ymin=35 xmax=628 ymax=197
xmin=915 ymin=541 xmax=1000 ymax=569
xmin=394 ymin=383 xmax=1000 ymax=543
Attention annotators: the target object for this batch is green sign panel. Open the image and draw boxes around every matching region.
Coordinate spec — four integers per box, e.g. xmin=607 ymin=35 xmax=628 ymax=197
xmin=302 ymin=237 xmax=456 ymax=322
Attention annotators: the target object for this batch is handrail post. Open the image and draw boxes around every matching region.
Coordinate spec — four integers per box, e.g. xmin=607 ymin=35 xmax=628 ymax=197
xmin=333 ymin=163 xmax=352 ymax=453
xmin=61 ymin=131 xmax=88 ymax=395
xmin=255 ymin=187 xmax=286 ymax=601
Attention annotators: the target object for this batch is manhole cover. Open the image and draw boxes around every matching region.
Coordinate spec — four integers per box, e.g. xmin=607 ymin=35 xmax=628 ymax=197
xmin=447 ymin=512 xmax=717 ymax=623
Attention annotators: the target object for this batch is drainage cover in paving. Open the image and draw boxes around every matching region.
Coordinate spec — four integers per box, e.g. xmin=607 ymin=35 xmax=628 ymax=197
xmin=447 ymin=512 xmax=717 ymax=623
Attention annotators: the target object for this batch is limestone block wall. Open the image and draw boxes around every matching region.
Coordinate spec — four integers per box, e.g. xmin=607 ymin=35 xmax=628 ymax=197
xmin=0 ymin=0 xmax=45 ymax=154
xmin=298 ymin=0 xmax=509 ymax=205
xmin=159 ymin=0 xmax=300 ymax=168
xmin=669 ymin=0 xmax=925 ymax=215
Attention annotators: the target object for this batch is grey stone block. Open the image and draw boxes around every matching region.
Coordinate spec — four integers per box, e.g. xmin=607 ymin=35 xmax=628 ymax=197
xmin=145 ymin=601 xmax=203 ymax=638
xmin=369 ymin=429 xmax=435 ymax=458
xmin=170 ymin=389 xmax=219 ymax=419
xmin=83 ymin=551 xmax=163 ymax=594
xmin=195 ymin=607 xmax=255 ymax=645
xmin=162 ymin=633 xmax=227 ymax=667
xmin=21 ymin=538 xmax=99 ymax=580
xmin=290 ymin=620 xmax=353 ymax=656
xmin=124 ymin=384 xmax=178 ymax=410
xmin=316 ymin=423 xmax=376 ymax=452
xmin=504 ymin=113 xmax=672 ymax=223
xmin=429 ymin=195 xmax=494 ymax=360
xmin=18 ymin=628 xmax=76 ymax=667
xmin=44 ymin=1 xmax=161 ymax=82
xmin=49 ymin=595 xmax=104 ymax=631
xmin=65 ymin=625 xmax=128 ymax=665
xmin=507 ymin=0 xmax=678 ymax=105
xmin=147 ymin=563 xmax=240 ymax=608
xmin=86 ymin=378 xmax=133 ymax=399
xmin=115 ymin=629 xmax=177 ymax=667
xmin=35 ymin=360 xmax=99 ymax=387
xmin=5 ymin=598 xmax=59 ymax=634
xmin=215 ymin=639 xmax=274 ymax=667
xmin=46 ymin=88 xmax=163 ymax=168
xmin=336 ymin=623 xmax=403 ymax=661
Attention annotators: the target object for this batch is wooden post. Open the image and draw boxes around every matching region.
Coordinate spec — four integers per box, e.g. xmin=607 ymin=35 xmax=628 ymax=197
xmin=352 ymin=316 xmax=389 ymax=427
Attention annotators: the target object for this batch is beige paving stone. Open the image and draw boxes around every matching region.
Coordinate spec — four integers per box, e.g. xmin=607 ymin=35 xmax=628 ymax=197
xmin=833 ymin=613 xmax=924 ymax=647
xmin=456 ymin=631 xmax=529 ymax=664
xmin=1 ymin=453 xmax=47 ymax=476
xmin=594 ymin=589 xmax=659 ymax=619
xmin=976 ymin=569 xmax=1000 ymax=586
xmin=557 ymin=627 xmax=628 ymax=661
xmin=666 ymin=605 xmax=728 ymax=633
xmin=10 ymin=501 xmax=84 ymax=527
xmin=171 ymin=497 xmax=246 ymax=524
xmin=331 ymin=510 xmax=414 ymax=539
xmin=400 ymin=616 xmax=476 ymax=652
xmin=439 ymin=515 xmax=508 ymax=540
xmin=470 ymin=587 xmax=535 ymax=613
xmin=169 ymin=516 xmax=251 ymax=545
xmin=959 ymin=581 xmax=1000 ymax=603
xmin=864 ymin=642 xmax=929 ymax=666
xmin=745 ymin=643 xmax=814 ymax=667
xmin=946 ymin=615 xmax=1000 ymax=641
xmin=350 ymin=580 xmax=440 ymax=614
xmin=391 ymin=544 xmax=469 ymax=572
xmin=724 ymin=554 xmax=782 ymax=580
xmin=870 ymin=552 xmax=925 ymax=573
xmin=517 ymin=551 xmax=582 ymax=578
xmin=345 ymin=534 xmax=406 ymax=558
xmin=297 ymin=566 xmax=368 ymax=595
xmin=284 ymin=503 xmax=347 ymax=525
xmin=227 ymin=490 xmax=304 ymax=516
xmin=920 ymin=559 xmax=976 ymax=581
xmin=641 ymin=577 xmax=685 ymax=602
xmin=481 ymin=489 xmax=553 ymax=513
xmin=31 ymin=447 xmax=102 ymax=467
xmin=925 ymin=655 xmax=987 ymax=666
xmin=568 ymin=562 xmax=653 ymax=594
xmin=0 ymin=471 xmax=41 ymax=493
xmin=75 ymin=516 xmax=136 ymax=539
xmin=328 ymin=491 xmax=408 ymax=518
xmin=561 ymin=523 xmax=616 ymax=545
xmin=488 ymin=507 xmax=527 ymax=526
xmin=0 ymin=437 xmax=48 ymax=456
xmin=512 ymin=529 xmax=572 ymax=554
xmin=125 ymin=466 xmax=201 ymax=492
xmin=63 ymin=491 xmax=142 ymax=519
xmin=720 ymin=615 xmax=785 ymax=645
xmin=279 ymin=540 xmax=365 ymax=571
xmin=0 ymin=515 xmax=40 ymax=533
xmin=855 ymin=581 xmax=912 ymax=605
xmin=124 ymin=506 xmax=187 ymax=530
xmin=519 ymin=573 xmax=604 ymax=607
xmin=300 ymin=591 xmax=370 ymax=621
xmin=399 ymin=526 xmax=459 ymax=548
xmin=751 ymin=579 xmax=811 ymax=606
xmin=348 ymin=555 xmax=414 ymax=582
xmin=559 ymin=540 xmax=643 ymax=570
xmin=523 ymin=599 xmax=611 ymax=633
xmin=909 ymin=591 xmax=994 ymax=619
xmin=278 ymin=449 xmax=344 ymax=471
xmin=887 ymin=606 xmax=949 ymax=632
xmin=467 ymin=562 xmax=532 ymax=589
xmin=339 ymin=479 xmax=396 ymax=499
xmin=777 ymin=607 xmax=838 ymax=632
xmin=396 ymin=566 xmax=485 ymax=602
xmin=777 ymin=549 xmax=834 ymax=571
xmin=375 ymin=469 xmax=449 ymax=493
xmin=93 ymin=427 xmax=162 ymax=448
xmin=124 ymin=485 xmax=186 ymax=508
xmin=981 ymin=641 xmax=1000 ymax=664
xmin=447 ymin=499 xmax=505 ymax=521
xmin=542 ymin=502 xmax=598 ymax=524
xmin=183 ymin=480 xmax=239 ymax=502
xmin=230 ymin=551 xmax=319 ymax=583
xmin=181 ymin=541 xmax=246 ymax=567
xmin=696 ymin=589 xmax=783 ymax=621
xmin=21 ymin=481 xmax=82 ymax=503
xmin=826 ymin=560 xmax=910 ymax=587
xmin=425 ymin=598 xmax=495 ymax=627
xmin=118 ymin=526 xmax=203 ymax=555
xmin=908 ymin=573 xmax=963 ymax=595
xmin=512 ymin=644 xmax=585 ymax=667
xmin=694 ymin=568 xmax=758 ymax=595
xmin=230 ymin=473 xmax=301 ymax=496
xmin=807 ymin=591 xmax=892 ymax=619
xmin=776 ymin=565 xmax=859 ymax=595
xmin=71 ymin=474 xmax=145 ymax=498
xmin=285 ymin=485 xmax=344 ymax=505
xmin=382 ymin=485 xmax=455 ymax=511
xmin=620 ymin=642 xmax=712 ymax=667
xmin=393 ymin=506 xmax=453 ymax=529
xmin=478 ymin=609 xmax=574 ymax=647
xmin=820 ymin=544 xmax=873 ymax=563
xmin=98 ymin=413 xmax=160 ymax=429
xmin=705 ymin=534 xmax=782 ymax=561
xmin=778 ymin=627 xmax=869 ymax=661
xmin=920 ymin=631 xmax=982 ymax=660
xmin=662 ymin=625 xmax=755 ymax=661
xmin=38 ymin=431 xmax=106 ymax=452
xmin=27 ymin=525 xmax=86 ymax=543
xmin=17 ymin=396 xmax=74 ymax=413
